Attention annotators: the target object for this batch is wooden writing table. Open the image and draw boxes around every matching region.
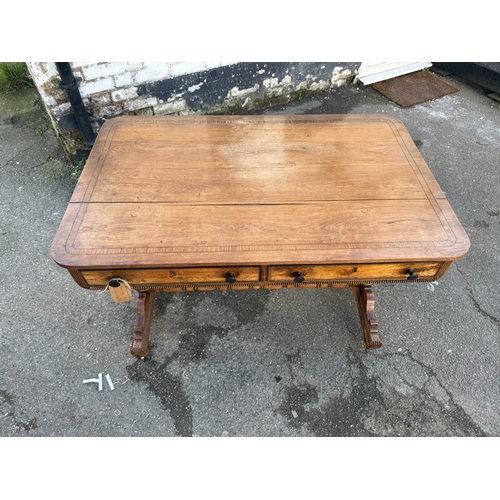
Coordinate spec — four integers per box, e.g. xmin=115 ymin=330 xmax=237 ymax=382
xmin=50 ymin=115 xmax=470 ymax=357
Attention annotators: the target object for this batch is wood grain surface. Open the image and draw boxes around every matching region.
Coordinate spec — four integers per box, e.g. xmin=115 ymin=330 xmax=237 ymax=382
xmin=51 ymin=115 xmax=470 ymax=271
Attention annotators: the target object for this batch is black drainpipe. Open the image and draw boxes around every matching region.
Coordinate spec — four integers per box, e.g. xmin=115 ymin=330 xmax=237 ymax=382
xmin=55 ymin=62 xmax=96 ymax=148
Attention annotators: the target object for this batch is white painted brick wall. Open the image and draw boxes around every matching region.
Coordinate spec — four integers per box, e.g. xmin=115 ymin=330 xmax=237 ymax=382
xmin=123 ymin=96 xmax=158 ymax=112
xmin=80 ymin=62 xmax=144 ymax=80
xmin=27 ymin=62 xmax=55 ymax=86
xmin=90 ymin=92 xmax=112 ymax=106
xmin=113 ymin=72 xmax=134 ymax=88
xmin=133 ymin=62 xmax=231 ymax=85
xmin=111 ymin=87 xmax=138 ymax=102
xmin=94 ymin=105 xmax=123 ymax=120
xmin=27 ymin=61 xmax=232 ymax=119
xmin=79 ymin=76 xmax=115 ymax=96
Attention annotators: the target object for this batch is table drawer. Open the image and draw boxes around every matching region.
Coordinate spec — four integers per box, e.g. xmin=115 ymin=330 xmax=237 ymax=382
xmin=82 ymin=267 xmax=261 ymax=286
xmin=268 ymin=262 xmax=443 ymax=282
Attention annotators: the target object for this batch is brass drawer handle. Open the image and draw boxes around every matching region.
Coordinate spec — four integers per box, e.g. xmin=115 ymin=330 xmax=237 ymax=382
xmin=293 ymin=271 xmax=305 ymax=283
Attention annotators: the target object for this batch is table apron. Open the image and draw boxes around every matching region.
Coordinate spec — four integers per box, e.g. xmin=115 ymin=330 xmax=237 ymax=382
xmin=73 ymin=261 xmax=450 ymax=290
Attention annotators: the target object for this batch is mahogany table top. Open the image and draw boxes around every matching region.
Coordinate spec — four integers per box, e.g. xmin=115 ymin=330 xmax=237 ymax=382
xmin=50 ymin=114 xmax=470 ymax=270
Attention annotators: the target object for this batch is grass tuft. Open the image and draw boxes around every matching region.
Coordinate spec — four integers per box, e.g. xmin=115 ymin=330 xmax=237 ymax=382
xmin=0 ymin=62 xmax=34 ymax=91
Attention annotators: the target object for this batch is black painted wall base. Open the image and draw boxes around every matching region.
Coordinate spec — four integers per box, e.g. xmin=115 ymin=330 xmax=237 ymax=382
xmin=137 ymin=62 xmax=360 ymax=114
xmin=433 ymin=62 xmax=500 ymax=94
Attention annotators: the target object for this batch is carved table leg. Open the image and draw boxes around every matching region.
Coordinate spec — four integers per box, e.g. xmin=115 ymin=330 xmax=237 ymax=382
xmin=352 ymin=285 xmax=382 ymax=349
xmin=130 ymin=290 xmax=157 ymax=358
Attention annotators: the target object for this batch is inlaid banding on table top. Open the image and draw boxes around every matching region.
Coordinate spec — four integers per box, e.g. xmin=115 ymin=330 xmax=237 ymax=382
xmin=61 ymin=200 xmax=458 ymax=257
xmin=105 ymin=115 xmax=405 ymax=136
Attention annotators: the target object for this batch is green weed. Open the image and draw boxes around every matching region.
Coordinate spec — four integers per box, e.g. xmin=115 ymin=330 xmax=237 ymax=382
xmin=0 ymin=62 xmax=34 ymax=91
xmin=71 ymin=157 xmax=87 ymax=183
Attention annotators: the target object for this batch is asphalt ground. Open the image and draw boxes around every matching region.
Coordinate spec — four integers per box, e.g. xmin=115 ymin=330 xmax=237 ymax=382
xmin=0 ymin=73 xmax=498 ymax=494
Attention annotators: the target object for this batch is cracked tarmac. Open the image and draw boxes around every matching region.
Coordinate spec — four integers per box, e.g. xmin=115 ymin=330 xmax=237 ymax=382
xmin=1 ymin=74 xmax=500 ymax=437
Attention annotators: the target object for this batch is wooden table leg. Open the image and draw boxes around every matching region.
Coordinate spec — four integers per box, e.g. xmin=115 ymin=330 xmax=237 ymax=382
xmin=130 ymin=290 xmax=157 ymax=358
xmin=352 ymin=285 xmax=382 ymax=349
